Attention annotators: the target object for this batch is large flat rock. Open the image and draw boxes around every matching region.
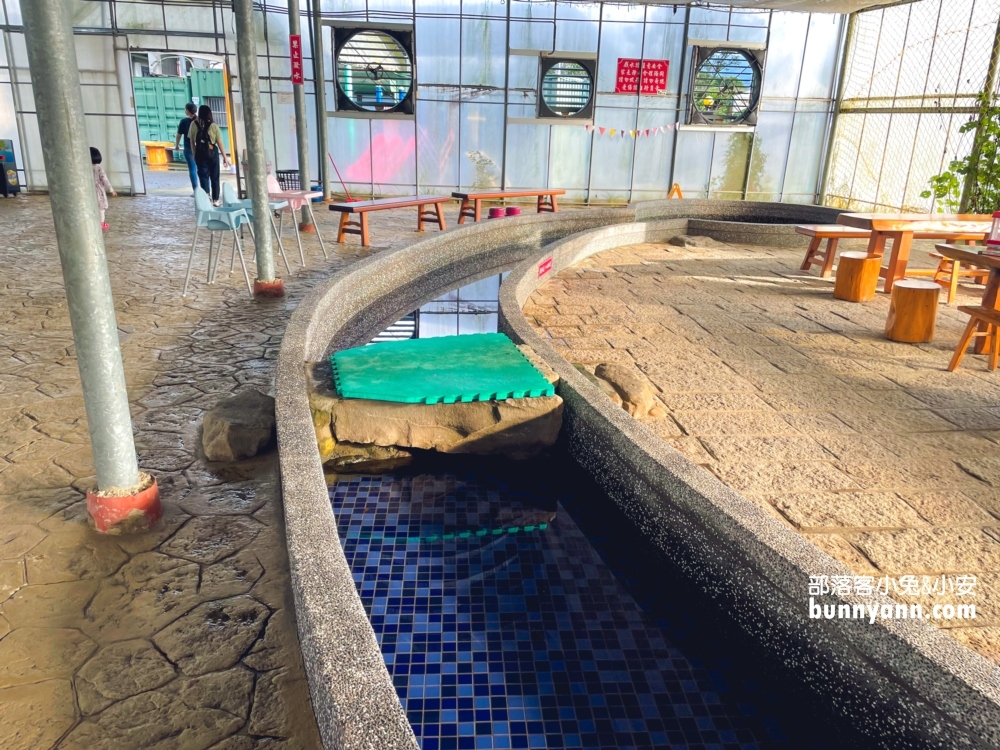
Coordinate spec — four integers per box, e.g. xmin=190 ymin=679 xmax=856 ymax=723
xmin=311 ymin=392 xmax=563 ymax=460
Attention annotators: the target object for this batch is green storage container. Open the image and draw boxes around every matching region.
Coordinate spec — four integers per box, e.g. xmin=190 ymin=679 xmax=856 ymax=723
xmin=133 ymin=76 xmax=191 ymax=152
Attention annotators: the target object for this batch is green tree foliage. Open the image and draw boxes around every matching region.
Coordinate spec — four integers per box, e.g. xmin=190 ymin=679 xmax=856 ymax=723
xmin=922 ymin=92 xmax=1000 ymax=214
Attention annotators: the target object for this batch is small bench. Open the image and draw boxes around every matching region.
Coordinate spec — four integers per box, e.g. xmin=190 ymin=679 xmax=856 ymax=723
xmin=329 ymin=195 xmax=449 ymax=247
xmin=452 ymin=189 xmax=565 ymax=224
xmin=798 ymin=224 xmax=986 ymax=278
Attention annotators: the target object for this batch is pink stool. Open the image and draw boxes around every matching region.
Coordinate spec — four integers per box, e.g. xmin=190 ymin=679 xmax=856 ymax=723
xmin=488 ymin=207 xmax=505 ymax=219
xmin=505 ymin=206 xmax=521 ymax=216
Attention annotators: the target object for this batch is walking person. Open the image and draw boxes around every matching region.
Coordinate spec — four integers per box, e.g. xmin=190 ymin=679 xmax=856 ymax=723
xmin=188 ymin=104 xmax=230 ymax=204
xmin=90 ymin=147 xmax=116 ymax=231
xmin=174 ymin=102 xmax=198 ymax=192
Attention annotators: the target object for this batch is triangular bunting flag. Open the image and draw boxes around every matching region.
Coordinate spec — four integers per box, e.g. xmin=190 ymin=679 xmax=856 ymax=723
xmin=629 ymin=130 xmax=636 ymax=138
xmin=644 ymin=129 xmax=650 ymax=137
xmin=608 ymin=128 xmax=616 ymax=137
xmin=599 ymin=127 xmax=606 ymax=136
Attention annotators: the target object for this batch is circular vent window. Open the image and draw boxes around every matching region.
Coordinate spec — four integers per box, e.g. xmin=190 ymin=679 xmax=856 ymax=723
xmin=692 ymin=48 xmax=760 ymax=124
xmin=541 ymin=61 xmax=593 ymax=117
xmin=336 ymin=30 xmax=413 ymax=112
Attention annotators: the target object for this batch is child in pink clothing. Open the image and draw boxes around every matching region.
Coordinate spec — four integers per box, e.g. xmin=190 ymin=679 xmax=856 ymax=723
xmin=90 ymin=147 xmax=116 ymax=230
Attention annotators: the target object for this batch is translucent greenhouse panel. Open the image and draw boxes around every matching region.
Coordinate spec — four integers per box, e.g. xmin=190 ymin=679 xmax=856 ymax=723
xmin=630 ymin=109 xmax=675 ymax=196
xmin=874 ymin=114 xmax=920 ymax=211
xmin=597 ymin=23 xmax=645 ymax=92
xmin=459 ymin=274 xmax=500 ymax=301
xmin=163 ymin=5 xmax=220 ymax=34
xmin=548 ymin=124 xmax=591 ymax=191
xmin=781 ymin=112 xmax=827 ymax=203
xmin=0 ymin=82 xmax=23 ymax=182
xmin=508 ymin=55 xmax=538 ymax=92
xmin=416 ymin=100 xmax=459 ymax=189
xmin=709 ymin=131 xmax=751 ymax=200
xmin=638 ymin=22 xmax=687 ymax=96
xmin=671 ymin=131 xmax=711 ymax=199
xmin=745 ymin=110 xmax=793 ymax=201
xmin=268 ymin=85 xmax=297 ymax=172
xmin=416 ymin=17 xmax=461 ymax=85
xmin=460 ymin=102 xmax=504 ymax=189
xmin=322 ymin=0 xmax=367 ymax=14
xmin=904 ymin=113 xmax=969 ymax=211
xmin=418 ymin=313 xmax=458 ymax=338
xmin=824 ymin=112 xmax=864 ymax=208
xmin=115 ymin=4 xmax=166 ymax=30
xmin=852 ymin=112 xmax=890 ymax=209
xmin=371 ymin=119 xmax=416 ymax=193
xmin=557 ymin=3 xmax=600 ymax=22
xmin=19 ymin=113 xmax=46 ymax=190
xmin=511 ymin=1 xmax=554 ymax=20
xmin=727 ymin=10 xmax=770 ymax=45
xmin=367 ymin=0 xmax=414 ymax=22
xmin=510 ymin=20 xmax=556 ymax=52
xmin=459 ymin=314 xmax=498 ymax=335
xmin=798 ymin=14 xmax=844 ymax=100
xmin=601 ymin=4 xmax=646 ymax=23
xmin=68 ymin=1 xmax=111 ymax=28
xmin=589 ymin=106 xmax=635 ymax=192
xmin=329 ymin=117 xmax=372 ymax=192
xmin=461 ymin=19 xmax=506 ymax=89
xmin=556 ymin=19 xmax=597 ymax=52
xmin=924 ymin=0 xmax=977 ymax=98
xmin=3 ymin=0 xmax=19 ymax=25
xmin=504 ymin=123 xmax=549 ymax=189
xmin=462 ymin=0 xmax=507 ymax=19
xmin=761 ymin=13 xmax=808 ymax=100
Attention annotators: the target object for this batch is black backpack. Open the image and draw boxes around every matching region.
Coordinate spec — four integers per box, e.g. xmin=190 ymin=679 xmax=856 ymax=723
xmin=194 ymin=122 xmax=214 ymax=163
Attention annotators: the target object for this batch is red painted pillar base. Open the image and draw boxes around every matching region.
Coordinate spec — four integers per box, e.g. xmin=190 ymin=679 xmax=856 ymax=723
xmin=87 ymin=474 xmax=162 ymax=534
xmin=254 ymin=278 xmax=286 ymax=298
xmin=299 ymin=222 xmax=316 ymax=233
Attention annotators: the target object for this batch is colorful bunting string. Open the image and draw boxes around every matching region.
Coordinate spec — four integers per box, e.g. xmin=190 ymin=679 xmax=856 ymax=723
xmin=583 ymin=123 xmax=677 ymax=139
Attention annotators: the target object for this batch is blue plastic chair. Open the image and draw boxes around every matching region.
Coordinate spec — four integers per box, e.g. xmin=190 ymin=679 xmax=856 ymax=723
xmin=221 ymin=182 xmax=292 ymax=276
xmin=184 ymin=187 xmax=255 ymax=297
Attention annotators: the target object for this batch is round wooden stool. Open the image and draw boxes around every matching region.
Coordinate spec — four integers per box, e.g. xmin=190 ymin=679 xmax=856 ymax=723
xmin=885 ymin=278 xmax=940 ymax=343
xmin=833 ymin=251 xmax=881 ymax=302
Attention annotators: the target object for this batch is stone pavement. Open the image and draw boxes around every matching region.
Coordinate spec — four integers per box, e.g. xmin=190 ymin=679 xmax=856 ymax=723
xmin=527 ymin=238 xmax=1000 ymax=663
xmin=0 ymin=189 xmax=440 ymax=750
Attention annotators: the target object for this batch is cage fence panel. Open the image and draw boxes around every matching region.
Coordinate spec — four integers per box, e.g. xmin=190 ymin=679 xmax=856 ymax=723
xmin=825 ymin=0 xmax=1000 ymax=212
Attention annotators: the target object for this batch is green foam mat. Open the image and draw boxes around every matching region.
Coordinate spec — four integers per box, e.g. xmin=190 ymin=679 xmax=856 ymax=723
xmin=330 ymin=333 xmax=555 ymax=404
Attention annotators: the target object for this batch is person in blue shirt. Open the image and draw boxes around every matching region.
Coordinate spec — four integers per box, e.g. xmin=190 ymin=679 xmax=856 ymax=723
xmin=173 ymin=102 xmax=198 ymax=192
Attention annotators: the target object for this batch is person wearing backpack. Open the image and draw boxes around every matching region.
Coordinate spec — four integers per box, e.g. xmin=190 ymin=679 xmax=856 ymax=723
xmin=187 ymin=104 xmax=230 ymax=204
xmin=173 ymin=102 xmax=199 ymax=192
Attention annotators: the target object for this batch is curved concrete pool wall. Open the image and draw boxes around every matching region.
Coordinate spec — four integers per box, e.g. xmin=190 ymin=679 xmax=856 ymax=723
xmin=631 ymin=198 xmax=845 ymax=247
xmin=274 ymin=208 xmax=634 ymax=749
xmin=497 ymin=220 xmax=1000 ymax=748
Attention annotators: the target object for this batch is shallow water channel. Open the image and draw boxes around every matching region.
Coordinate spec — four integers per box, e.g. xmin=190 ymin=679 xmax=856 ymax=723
xmin=329 ymin=453 xmax=862 ymax=750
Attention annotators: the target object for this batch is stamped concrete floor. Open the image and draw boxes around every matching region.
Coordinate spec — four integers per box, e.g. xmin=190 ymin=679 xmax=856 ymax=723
xmin=0 ymin=190 xmax=449 ymax=749
xmin=527 ymin=238 xmax=1000 ymax=663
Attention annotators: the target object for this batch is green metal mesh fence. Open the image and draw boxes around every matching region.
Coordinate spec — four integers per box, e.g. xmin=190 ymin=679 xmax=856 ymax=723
xmin=824 ymin=0 xmax=1000 ymax=212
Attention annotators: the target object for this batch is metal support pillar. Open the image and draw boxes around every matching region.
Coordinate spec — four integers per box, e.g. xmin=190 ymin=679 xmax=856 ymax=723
xmin=288 ymin=0 xmax=313 ymax=228
xmin=819 ymin=12 xmax=855 ymax=206
xmin=311 ymin=0 xmax=331 ymax=200
xmin=22 ymin=0 xmax=140 ymax=492
xmin=234 ymin=0 xmax=279 ymax=290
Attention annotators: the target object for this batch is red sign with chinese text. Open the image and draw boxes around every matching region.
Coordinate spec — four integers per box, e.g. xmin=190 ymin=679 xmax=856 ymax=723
xmin=614 ymin=58 xmax=669 ymax=95
xmin=290 ymin=34 xmax=304 ymax=85
xmin=538 ymin=257 xmax=553 ymax=278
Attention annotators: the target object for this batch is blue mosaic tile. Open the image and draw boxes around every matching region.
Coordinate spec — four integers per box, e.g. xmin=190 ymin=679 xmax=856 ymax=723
xmin=330 ymin=469 xmax=849 ymax=749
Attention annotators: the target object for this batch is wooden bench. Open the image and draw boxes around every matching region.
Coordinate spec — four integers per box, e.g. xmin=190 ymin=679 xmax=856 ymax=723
xmin=798 ymin=225 xmax=871 ymax=277
xmin=452 ymin=189 xmax=565 ymax=224
xmin=798 ymin=224 xmax=987 ymax=279
xmin=329 ymin=195 xmax=449 ymax=247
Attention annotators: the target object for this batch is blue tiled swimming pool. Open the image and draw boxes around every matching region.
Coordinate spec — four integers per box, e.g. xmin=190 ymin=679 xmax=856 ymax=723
xmin=330 ymin=463 xmax=853 ymax=750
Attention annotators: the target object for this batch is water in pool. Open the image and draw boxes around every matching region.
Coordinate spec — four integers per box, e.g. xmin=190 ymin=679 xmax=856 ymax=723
xmin=330 ymin=456 xmax=860 ymax=749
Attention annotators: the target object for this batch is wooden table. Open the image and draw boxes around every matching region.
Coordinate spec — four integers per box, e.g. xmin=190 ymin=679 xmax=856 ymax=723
xmin=328 ymin=195 xmax=449 ymax=247
xmin=836 ymin=213 xmax=991 ymax=294
xmin=452 ymin=189 xmax=565 ymax=224
xmin=141 ymin=141 xmax=176 ymax=169
xmin=936 ymin=244 xmax=1000 ymax=355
